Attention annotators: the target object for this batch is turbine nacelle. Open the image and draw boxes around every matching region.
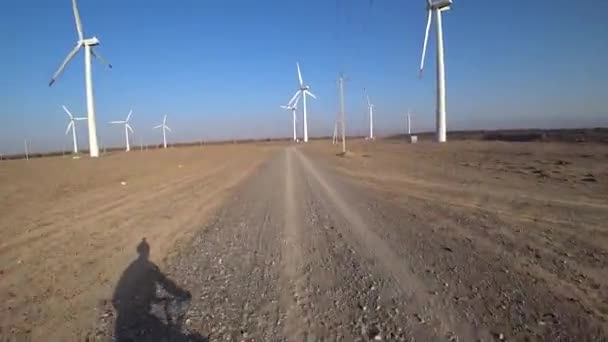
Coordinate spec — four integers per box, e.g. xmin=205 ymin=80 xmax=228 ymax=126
xmin=428 ymin=0 xmax=452 ymax=10
xmin=83 ymin=37 xmax=100 ymax=46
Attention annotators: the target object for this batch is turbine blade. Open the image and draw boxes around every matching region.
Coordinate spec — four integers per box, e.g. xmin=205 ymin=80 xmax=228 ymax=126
xmin=163 ymin=115 xmax=167 ymax=124
xmin=62 ymin=105 xmax=74 ymax=119
xmin=110 ymin=120 xmax=125 ymax=124
xmin=91 ymin=48 xmax=112 ymax=69
xmin=164 ymin=125 xmax=172 ymax=132
xmin=419 ymin=9 xmax=432 ymax=78
xmin=280 ymin=105 xmax=289 ymax=109
xmin=153 ymin=124 xmax=163 ymax=129
xmin=288 ymin=90 xmax=301 ymax=107
xmin=127 ymin=124 xmax=134 ymax=133
xmin=296 ymin=62 xmax=303 ymax=87
xmin=125 ymin=110 xmax=132 ymax=122
xmin=366 ymin=94 xmax=371 ymax=107
xmin=75 ymin=117 xmax=87 ymax=121
xmin=72 ymin=0 xmax=84 ymax=41
xmin=49 ymin=42 xmax=82 ymax=86
xmin=305 ymin=90 xmax=316 ymax=99
xmin=65 ymin=121 xmax=74 ymax=135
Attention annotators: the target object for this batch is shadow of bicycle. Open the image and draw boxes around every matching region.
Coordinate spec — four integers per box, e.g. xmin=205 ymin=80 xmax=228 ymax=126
xmin=111 ymin=238 xmax=207 ymax=342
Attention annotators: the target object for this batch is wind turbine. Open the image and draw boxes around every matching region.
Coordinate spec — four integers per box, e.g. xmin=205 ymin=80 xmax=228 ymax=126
xmin=332 ymin=120 xmax=339 ymax=145
xmin=110 ymin=110 xmax=134 ymax=152
xmin=281 ymin=92 xmax=301 ymax=142
xmin=153 ymin=115 xmax=172 ymax=149
xmin=407 ymin=109 xmax=412 ymax=135
xmin=62 ymin=105 xmax=87 ymax=154
xmin=419 ymin=0 xmax=452 ymax=143
xmin=287 ymin=62 xmax=316 ymax=143
xmin=364 ymin=88 xmax=375 ymax=140
xmin=49 ymin=0 xmax=112 ymax=158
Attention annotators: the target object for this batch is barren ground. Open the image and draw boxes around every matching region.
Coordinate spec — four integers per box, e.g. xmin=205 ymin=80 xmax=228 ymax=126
xmin=0 ymin=144 xmax=278 ymax=340
xmin=2 ymin=140 xmax=608 ymax=341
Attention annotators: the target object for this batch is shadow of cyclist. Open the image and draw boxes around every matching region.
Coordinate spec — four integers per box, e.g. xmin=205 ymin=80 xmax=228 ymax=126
xmin=112 ymin=238 xmax=207 ymax=342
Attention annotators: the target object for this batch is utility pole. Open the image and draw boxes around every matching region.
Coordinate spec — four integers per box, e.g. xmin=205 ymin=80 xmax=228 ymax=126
xmin=339 ymin=74 xmax=346 ymax=154
xmin=24 ymin=139 xmax=30 ymax=160
xmin=407 ymin=109 xmax=412 ymax=135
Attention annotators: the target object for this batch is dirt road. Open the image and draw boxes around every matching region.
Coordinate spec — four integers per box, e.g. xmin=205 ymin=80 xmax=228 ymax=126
xmin=99 ymin=142 xmax=606 ymax=341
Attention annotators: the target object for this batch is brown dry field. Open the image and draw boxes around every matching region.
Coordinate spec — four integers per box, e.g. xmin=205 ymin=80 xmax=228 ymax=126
xmin=304 ymin=139 xmax=608 ymax=338
xmin=1 ymin=139 xmax=608 ymax=340
xmin=0 ymin=144 xmax=279 ymax=340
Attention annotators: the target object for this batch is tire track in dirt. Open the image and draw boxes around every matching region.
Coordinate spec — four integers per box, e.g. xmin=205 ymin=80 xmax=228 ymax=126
xmin=337 ymin=168 xmax=608 ymax=235
xmin=323 ymin=162 xmax=608 ymax=340
xmin=332 ymin=164 xmax=608 ymax=320
xmin=334 ymin=167 xmax=608 ymax=289
xmin=280 ymin=148 xmax=313 ymax=340
xmin=294 ymin=148 xmax=491 ymax=341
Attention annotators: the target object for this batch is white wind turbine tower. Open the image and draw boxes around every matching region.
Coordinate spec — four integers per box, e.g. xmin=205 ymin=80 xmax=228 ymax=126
xmin=287 ymin=62 xmax=316 ymax=143
xmin=110 ymin=110 xmax=134 ymax=152
xmin=364 ymin=88 xmax=375 ymax=140
xmin=280 ymin=92 xmax=301 ymax=142
xmin=49 ymin=0 xmax=112 ymax=158
xmin=154 ymin=115 xmax=172 ymax=149
xmin=407 ymin=109 xmax=413 ymax=135
xmin=419 ymin=0 xmax=453 ymax=143
xmin=62 ymin=105 xmax=87 ymax=154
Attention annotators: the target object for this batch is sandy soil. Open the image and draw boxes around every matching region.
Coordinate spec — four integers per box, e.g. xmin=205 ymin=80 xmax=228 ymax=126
xmin=0 ymin=144 xmax=278 ymax=340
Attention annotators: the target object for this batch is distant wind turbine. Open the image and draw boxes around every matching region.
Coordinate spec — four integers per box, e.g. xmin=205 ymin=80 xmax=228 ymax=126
xmin=62 ymin=105 xmax=87 ymax=154
xmin=281 ymin=92 xmax=301 ymax=142
xmin=332 ymin=120 xmax=339 ymax=145
xmin=287 ymin=62 xmax=316 ymax=143
xmin=407 ymin=109 xmax=412 ymax=135
xmin=110 ymin=110 xmax=134 ymax=152
xmin=419 ymin=0 xmax=453 ymax=143
xmin=48 ymin=0 xmax=112 ymax=157
xmin=153 ymin=115 xmax=172 ymax=149
xmin=364 ymin=88 xmax=375 ymax=140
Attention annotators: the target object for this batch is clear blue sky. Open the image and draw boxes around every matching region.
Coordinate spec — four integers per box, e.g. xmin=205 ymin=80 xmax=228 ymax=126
xmin=1 ymin=0 xmax=607 ymax=153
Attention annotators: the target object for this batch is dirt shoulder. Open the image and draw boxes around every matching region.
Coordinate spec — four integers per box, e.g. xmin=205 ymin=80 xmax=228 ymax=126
xmin=0 ymin=144 xmax=278 ymax=341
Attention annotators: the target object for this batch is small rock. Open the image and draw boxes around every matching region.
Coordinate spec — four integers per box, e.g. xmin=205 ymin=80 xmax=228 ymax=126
xmin=492 ymin=332 xmax=505 ymax=340
xmin=120 ymin=181 xmax=127 ymax=186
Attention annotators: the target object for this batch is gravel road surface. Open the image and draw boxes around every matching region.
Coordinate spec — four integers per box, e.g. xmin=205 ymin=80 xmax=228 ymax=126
xmin=99 ymin=146 xmax=607 ymax=341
